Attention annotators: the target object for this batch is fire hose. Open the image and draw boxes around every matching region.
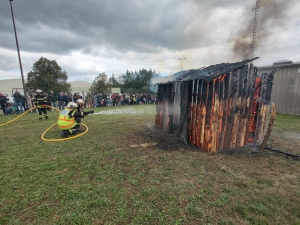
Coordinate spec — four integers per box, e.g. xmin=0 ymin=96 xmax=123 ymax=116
xmin=0 ymin=106 xmax=89 ymax=142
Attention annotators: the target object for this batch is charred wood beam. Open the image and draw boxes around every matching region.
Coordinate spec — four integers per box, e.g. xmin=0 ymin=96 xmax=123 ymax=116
xmin=218 ymin=73 xmax=229 ymax=150
xmin=224 ymin=71 xmax=237 ymax=149
xmin=231 ymin=69 xmax=242 ymax=148
xmin=246 ymin=66 xmax=258 ymax=143
xmin=265 ymin=145 xmax=299 ymax=160
xmin=236 ymin=66 xmax=248 ymax=147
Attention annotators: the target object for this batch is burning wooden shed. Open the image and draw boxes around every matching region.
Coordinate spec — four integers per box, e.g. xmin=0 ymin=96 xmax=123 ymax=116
xmin=153 ymin=57 xmax=277 ymax=152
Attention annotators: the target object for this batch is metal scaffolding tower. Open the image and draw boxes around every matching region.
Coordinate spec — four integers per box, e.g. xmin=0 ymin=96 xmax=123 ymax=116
xmin=251 ymin=0 xmax=260 ymax=58
xmin=251 ymin=0 xmax=266 ymax=58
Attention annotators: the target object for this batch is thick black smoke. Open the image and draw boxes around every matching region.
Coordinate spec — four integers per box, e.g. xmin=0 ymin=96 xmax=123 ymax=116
xmin=232 ymin=0 xmax=293 ymax=60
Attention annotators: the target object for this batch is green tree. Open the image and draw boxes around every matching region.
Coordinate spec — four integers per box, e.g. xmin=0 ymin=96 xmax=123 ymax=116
xmin=26 ymin=57 xmax=71 ymax=93
xmin=108 ymin=74 xmax=122 ymax=88
xmin=90 ymin=72 xmax=112 ymax=94
xmin=120 ymin=68 xmax=160 ymax=93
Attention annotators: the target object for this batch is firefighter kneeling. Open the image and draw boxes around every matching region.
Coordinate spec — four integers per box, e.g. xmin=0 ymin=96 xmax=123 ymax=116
xmin=57 ymin=102 xmax=94 ymax=138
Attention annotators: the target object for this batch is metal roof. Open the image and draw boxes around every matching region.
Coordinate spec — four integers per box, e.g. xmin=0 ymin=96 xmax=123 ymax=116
xmin=257 ymin=60 xmax=300 ymax=70
xmin=152 ymin=57 xmax=259 ymax=84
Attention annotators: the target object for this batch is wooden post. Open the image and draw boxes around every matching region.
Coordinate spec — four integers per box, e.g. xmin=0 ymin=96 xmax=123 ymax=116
xmin=260 ymin=103 xmax=276 ymax=149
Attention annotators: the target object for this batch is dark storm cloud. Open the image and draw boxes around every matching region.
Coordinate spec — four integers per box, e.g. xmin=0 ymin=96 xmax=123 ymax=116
xmin=0 ymin=0 xmax=248 ymax=56
xmin=1 ymin=0 xmax=299 ymax=81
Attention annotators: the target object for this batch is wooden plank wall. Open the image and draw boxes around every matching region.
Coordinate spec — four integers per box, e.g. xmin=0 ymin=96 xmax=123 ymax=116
xmin=188 ymin=64 xmax=258 ymax=152
xmin=156 ymin=63 xmax=275 ymax=152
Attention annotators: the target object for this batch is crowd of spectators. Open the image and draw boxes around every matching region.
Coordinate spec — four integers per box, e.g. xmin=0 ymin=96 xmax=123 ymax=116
xmin=0 ymin=90 xmax=157 ymax=115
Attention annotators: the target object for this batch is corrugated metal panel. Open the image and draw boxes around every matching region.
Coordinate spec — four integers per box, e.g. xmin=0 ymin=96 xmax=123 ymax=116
xmin=294 ymin=72 xmax=300 ymax=114
xmin=276 ymin=68 xmax=285 ymax=113
xmin=284 ymin=68 xmax=292 ymax=114
xmin=258 ymin=66 xmax=300 ymax=114
xmin=271 ymin=69 xmax=280 ymax=110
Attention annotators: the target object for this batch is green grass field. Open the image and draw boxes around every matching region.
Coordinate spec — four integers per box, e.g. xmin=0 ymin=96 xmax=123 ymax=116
xmin=0 ymin=105 xmax=300 ymax=225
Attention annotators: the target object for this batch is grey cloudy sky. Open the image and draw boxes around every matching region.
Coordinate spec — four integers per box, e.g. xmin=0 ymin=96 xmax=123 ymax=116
xmin=0 ymin=0 xmax=299 ymax=82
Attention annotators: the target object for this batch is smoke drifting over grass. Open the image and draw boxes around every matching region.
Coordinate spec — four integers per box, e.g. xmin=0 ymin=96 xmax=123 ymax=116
xmin=92 ymin=108 xmax=146 ymax=115
xmin=232 ymin=0 xmax=293 ymax=60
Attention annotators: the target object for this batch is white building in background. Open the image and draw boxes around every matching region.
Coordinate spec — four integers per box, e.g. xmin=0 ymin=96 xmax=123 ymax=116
xmin=69 ymin=81 xmax=92 ymax=95
xmin=0 ymin=79 xmax=121 ymax=96
xmin=0 ymin=79 xmax=26 ymax=96
xmin=0 ymin=79 xmax=92 ymax=96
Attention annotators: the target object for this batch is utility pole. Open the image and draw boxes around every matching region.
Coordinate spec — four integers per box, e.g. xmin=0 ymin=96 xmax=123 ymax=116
xmin=251 ymin=0 xmax=266 ymax=58
xmin=9 ymin=0 xmax=27 ymax=97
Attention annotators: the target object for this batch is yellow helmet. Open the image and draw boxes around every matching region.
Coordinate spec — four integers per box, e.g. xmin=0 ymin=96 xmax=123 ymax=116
xmin=66 ymin=102 xmax=77 ymax=109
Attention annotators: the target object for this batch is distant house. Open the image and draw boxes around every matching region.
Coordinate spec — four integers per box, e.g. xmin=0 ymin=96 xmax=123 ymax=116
xmin=257 ymin=60 xmax=300 ymax=114
xmin=0 ymin=79 xmax=26 ymax=96
xmin=69 ymin=81 xmax=92 ymax=94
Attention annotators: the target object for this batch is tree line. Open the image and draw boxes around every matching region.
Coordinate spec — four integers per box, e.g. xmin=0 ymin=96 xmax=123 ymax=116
xmin=26 ymin=57 xmax=160 ymax=94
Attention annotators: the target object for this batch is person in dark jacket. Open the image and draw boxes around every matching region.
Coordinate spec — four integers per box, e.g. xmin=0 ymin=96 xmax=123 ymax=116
xmin=21 ymin=94 xmax=28 ymax=111
xmin=13 ymin=90 xmax=24 ymax=113
xmin=74 ymin=93 xmax=78 ymax=103
xmin=0 ymin=92 xmax=7 ymax=114
xmin=33 ymin=89 xmax=49 ymax=120
xmin=48 ymin=90 xmax=57 ymax=111
xmin=57 ymin=91 xmax=65 ymax=110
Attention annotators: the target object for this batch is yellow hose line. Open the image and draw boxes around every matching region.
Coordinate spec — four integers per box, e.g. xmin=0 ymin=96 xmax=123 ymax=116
xmin=1 ymin=105 xmax=90 ymax=142
xmin=0 ymin=106 xmax=37 ymax=127
xmin=41 ymin=123 xmax=89 ymax=142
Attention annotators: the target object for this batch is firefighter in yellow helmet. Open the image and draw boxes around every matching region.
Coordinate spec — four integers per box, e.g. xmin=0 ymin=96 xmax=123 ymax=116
xmin=34 ymin=89 xmax=49 ymax=120
xmin=57 ymin=102 xmax=94 ymax=138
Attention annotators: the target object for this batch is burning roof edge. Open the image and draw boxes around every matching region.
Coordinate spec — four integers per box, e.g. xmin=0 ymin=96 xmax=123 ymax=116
xmin=151 ymin=57 xmax=259 ymax=85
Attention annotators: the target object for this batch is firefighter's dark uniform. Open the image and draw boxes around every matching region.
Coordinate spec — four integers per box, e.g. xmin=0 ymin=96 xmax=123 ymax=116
xmin=34 ymin=93 xmax=49 ymax=120
xmin=75 ymin=104 xmax=85 ymax=131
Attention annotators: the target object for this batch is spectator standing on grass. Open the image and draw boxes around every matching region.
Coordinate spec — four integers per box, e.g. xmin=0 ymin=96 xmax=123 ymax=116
xmin=64 ymin=93 xmax=71 ymax=106
xmin=0 ymin=92 xmax=7 ymax=114
xmin=13 ymin=90 xmax=24 ymax=114
xmin=133 ymin=95 xmax=136 ymax=105
xmin=85 ymin=92 xmax=92 ymax=108
xmin=57 ymin=91 xmax=65 ymax=110
xmin=106 ymin=94 xmax=111 ymax=107
xmin=29 ymin=91 xmax=36 ymax=112
xmin=21 ymin=94 xmax=28 ymax=111
xmin=69 ymin=93 xmax=74 ymax=102
xmin=111 ymin=93 xmax=116 ymax=106
xmin=48 ymin=90 xmax=56 ymax=111
xmin=26 ymin=93 xmax=32 ymax=111
xmin=103 ymin=93 xmax=107 ymax=107
xmin=73 ymin=93 xmax=78 ymax=103
xmin=136 ymin=94 xmax=140 ymax=105
xmin=92 ymin=93 xmax=97 ymax=108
